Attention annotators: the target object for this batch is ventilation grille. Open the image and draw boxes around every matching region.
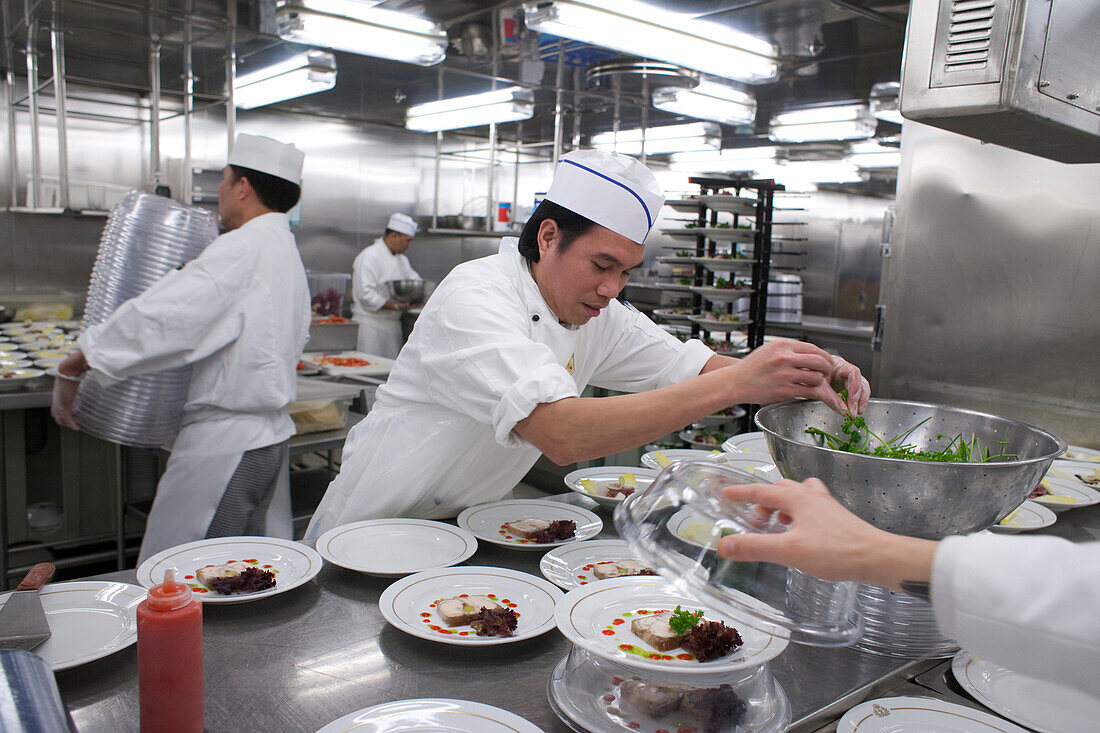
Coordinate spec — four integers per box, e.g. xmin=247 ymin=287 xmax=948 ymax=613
xmin=943 ymin=0 xmax=995 ymax=72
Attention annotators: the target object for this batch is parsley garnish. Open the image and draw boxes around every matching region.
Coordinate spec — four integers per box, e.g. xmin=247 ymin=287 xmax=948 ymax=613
xmin=668 ymin=605 xmax=704 ymax=634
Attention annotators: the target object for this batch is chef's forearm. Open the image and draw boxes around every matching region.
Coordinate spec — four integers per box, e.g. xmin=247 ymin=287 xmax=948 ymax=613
xmin=515 ymin=369 xmax=742 ymax=464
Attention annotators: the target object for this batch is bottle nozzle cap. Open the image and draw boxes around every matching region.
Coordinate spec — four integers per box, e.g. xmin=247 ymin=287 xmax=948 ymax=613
xmin=147 ymin=567 xmax=193 ymax=611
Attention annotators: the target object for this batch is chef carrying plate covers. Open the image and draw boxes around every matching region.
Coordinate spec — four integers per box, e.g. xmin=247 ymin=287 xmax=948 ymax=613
xmin=306 ymin=149 xmax=868 ymax=536
xmin=351 ymin=212 xmax=422 ymax=358
xmin=51 ymin=133 xmax=311 ymax=563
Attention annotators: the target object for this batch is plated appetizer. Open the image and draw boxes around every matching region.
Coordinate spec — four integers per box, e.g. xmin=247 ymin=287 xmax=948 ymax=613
xmin=193 ymin=560 xmax=276 ymax=595
xmin=502 ymin=518 xmax=577 ymax=543
xmin=622 ymin=605 xmax=743 ymax=663
xmin=431 ymin=593 xmax=520 ymax=638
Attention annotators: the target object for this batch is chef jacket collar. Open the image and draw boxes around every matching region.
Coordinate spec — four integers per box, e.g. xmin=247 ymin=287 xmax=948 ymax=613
xmin=509 ymin=250 xmax=580 ymax=331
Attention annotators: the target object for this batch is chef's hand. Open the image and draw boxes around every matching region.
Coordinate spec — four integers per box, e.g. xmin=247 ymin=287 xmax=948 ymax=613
xmin=827 ymin=354 xmax=870 ymax=415
xmin=716 ymin=479 xmax=936 ymax=591
xmin=384 ymin=300 xmax=414 ymax=311
xmin=730 ymin=339 xmax=864 ymax=413
xmin=50 ymin=351 xmax=87 ymax=431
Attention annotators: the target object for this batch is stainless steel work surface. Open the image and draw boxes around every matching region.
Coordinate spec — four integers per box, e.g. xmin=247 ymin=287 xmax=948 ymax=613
xmin=54 ymin=514 xmax=925 ymax=733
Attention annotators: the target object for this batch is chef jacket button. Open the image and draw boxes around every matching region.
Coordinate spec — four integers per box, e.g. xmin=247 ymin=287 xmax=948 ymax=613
xmin=434 ymin=497 xmax=442 ymax=505
xmin=532 ymin=314 xmax=540 ymax=322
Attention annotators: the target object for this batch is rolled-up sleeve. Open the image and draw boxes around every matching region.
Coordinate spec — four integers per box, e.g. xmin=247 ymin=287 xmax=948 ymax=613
xmin=416 ymin=285 xmax=579 ymax=448
xmin=932 ymin=533 xmax=1100 ymax=698
xmin=588 ymin=300 xmax=714 ymax=392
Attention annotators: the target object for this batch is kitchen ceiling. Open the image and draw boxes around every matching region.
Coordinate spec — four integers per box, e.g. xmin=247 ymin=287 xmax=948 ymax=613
xmin=2 ymin=0 xmax=909 ymax=148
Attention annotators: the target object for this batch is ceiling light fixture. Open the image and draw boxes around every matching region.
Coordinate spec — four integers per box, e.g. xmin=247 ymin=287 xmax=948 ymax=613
xmin=234 ymin=50 xmax=337 ymax=110
xmin=652 ymin=81 xmax=757 ymax=126
xmin=869 ymin=82 xmax=904 ymax=125
xmin=524 ymin=0 xmax=778 ymax=84
xmin=275 ymin=0 xmax=447 ymax=67
xmin=591 ymin=122 xmax=721 ymax=156
xmin=406 ymin=87 xmax=535 ymax=132
xmin=757 ymin=160 xmax=863 ymax=190
xmin=845 ymin=140 xmax=902 ymax=168
xmin=668 ymin=146 xmax=777 ymax=173
xmin=769 ymin=103 xmax=878 ymax=143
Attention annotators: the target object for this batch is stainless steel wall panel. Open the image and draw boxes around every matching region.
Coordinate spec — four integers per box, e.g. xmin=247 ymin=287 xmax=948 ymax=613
xmin=877 ymin=120 xmax=1100 ymax=446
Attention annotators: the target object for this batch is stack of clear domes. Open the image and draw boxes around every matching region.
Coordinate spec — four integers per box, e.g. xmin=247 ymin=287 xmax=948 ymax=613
xmin=75 ymin=191 xmax=218 ymax=447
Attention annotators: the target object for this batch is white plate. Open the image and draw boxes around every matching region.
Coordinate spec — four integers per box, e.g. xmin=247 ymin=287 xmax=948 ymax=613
xmin=136 ymin=536 xmax=323 ymax=603
xmin=640 ymin=448 xmax=726 ymax=470
xmin=1048 ymin=461 xmax=1100 ymax=489
xmin=1028 ymin=476 xmax=1100 ymax=512
xmin=668 ymin=506 xmax=727 ymax=549
xmin=0 ymin=581 xmax=145 ymax=671
xmin=687 ymin=313 xmax=752 ymax=333
xmin=988 ymin=500 xmax=1056 ymax=533
xmin=563 ymin=467 xmax=658 ymax=509
xmin=1061 ymin=444 xmax=1100 ymax=461
xmin=679 ymin=429 xmax=729 ymax=450
xmin=378 ymin=566 xmax=563 ymax=646
xmin=456 ymin=499 xmax=603 ymax=550
xmin=952 ymin=651 xmax=1100 ymax=733
xmin=540 ymin=539 xmax=657 ymax=590
xmin=316 ymin=698 xmax=544 ymax=733
xmin=650 ymin=308 xmax=692 ymax=324
xmin=689 ymin=285 xmax=754 ymax=303
xmin=839 ymin=695 xmax=1028 ymax=732
xmin=722 ymin=431 xmax=771 ymax=454
xmin=555 ymin=576 xmax=789 ymax=674
xmin=301 ymin=350 xmax=396 ymax=377
xmin=316 ymin=519 xmax=477 ymax=576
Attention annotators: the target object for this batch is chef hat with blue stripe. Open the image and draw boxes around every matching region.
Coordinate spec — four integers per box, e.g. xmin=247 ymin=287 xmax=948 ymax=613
xmin=544 ymin=149 xmax=665 ymax=245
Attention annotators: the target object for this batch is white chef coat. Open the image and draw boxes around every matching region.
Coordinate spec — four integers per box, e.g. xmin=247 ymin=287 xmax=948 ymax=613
xmin=306 ymin=246 xmax=714 ymax=537
xmin=78 ymin=212 xmax=311 ymax=560
xmin=351 ymin=237 xmax=420 ymax=358
xmin=933 ymin=533 xmax=1100 ymax=698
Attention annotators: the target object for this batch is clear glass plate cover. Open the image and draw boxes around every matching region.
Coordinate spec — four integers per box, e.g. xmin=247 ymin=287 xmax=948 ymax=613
xmin=548 ymin=644 xmax=791 ymax=733
xmin=614 ymin=460 xmax=862 ymax=646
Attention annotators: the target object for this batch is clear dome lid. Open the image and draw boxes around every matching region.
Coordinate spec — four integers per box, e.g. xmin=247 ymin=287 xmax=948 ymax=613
xmin=614 ymin=459 xmax=862 ymax=647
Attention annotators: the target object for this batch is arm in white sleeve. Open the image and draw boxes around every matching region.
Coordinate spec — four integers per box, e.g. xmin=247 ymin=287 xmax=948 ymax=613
xmin=77 ymin=239 xmax=248 ymax=385
xmin=353 ymin=250 xmax=390 ymax=312
xmin=932 ymin=534 xmax=1100 ymax=698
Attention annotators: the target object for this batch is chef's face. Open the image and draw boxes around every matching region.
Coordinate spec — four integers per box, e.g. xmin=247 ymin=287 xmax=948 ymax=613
xmin=217 ymin=166 xmax=245 ymax=231
xmin=385 ymin=231 xmax=414 ymax=254
xmin=534 ymin=220 xmax=643 ymax=326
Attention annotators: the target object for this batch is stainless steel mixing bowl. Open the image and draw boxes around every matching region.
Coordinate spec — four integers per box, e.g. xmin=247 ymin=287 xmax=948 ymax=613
xmin=754 ymin=399 xmax=1066 ymax=539
xmin=385 ymin=279 xmax=431 ymax=304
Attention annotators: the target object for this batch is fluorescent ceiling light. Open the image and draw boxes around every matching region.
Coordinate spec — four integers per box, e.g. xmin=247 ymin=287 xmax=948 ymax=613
xmin=591 ymin=122 xmax=720 ymax=156
xmin=275 ymin=0 xmax=447 ymax=66
xmin=668 ymin=146 xmax=777 ymax=173
xmin=234 ymin=50 xmax=336 ymax=110
xmin=757 ymin=160 xmax=863 ymax=190
xmin=406 ymin=87 xmax=535 ymax=132
xmin=869 ymin=81 xmax=903 ymax=125
xmin=524 ymin=0 xmax=778 ymax=84
xmin=769 ymin=103 xmax=878 ymax=143
xmin=845 ymin=140 xmax=901 ymax=168
xmin=652 ymin=82 xmax=756 ymax=126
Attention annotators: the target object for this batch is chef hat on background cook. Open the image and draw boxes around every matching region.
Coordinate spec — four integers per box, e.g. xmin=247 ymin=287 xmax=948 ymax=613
xmin=228 ymin=133 xmax=305 ymax=185
xmin=544 ymin=149 xmax=665 ymax=245
xmin=386 ymin=212 xmax=418 ymax=237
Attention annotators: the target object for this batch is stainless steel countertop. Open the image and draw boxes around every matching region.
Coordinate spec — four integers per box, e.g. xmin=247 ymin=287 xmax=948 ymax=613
xmin=766 ymin=316 xmax=873 ymax=339
xmin=0 ymin=384 xmax=52 ymax=410
xmin=52 ymin=497 xmax=948 ymax=733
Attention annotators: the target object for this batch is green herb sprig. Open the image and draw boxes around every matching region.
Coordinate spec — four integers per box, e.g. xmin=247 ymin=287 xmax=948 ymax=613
xmin=668 ymin=605 xmax=704 ymax=634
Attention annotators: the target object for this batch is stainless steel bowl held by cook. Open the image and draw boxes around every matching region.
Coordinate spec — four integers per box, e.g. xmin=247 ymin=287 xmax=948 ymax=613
xmin=385 ymin=279 xmax=433 ymax=304
xmin=754 ymin=399 xmax=1066 ymax=539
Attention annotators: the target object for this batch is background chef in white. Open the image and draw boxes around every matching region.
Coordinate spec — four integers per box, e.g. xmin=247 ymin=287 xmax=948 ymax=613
xmin=306 ymin=149 xmax=867 ymax=537
xmin=51 ymin=133 xmax=311 ymax=563
xmin=716 ymin=478 xmax=1100 ymax=698
xmin=350 ymin=212 xmax=422 ymax=358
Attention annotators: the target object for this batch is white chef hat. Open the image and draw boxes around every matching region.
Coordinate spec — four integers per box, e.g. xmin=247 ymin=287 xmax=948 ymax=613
xmin=386 ymin=212 xmax=418 ymax=237
xmin=227 ymin=133 xmax=305 ymax=185
xmin=544 ymin=149 xmax=665 ymax=244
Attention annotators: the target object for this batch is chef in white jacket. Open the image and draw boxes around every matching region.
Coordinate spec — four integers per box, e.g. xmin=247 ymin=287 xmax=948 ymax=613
xmin=351 ymin=212 xmax=421 ymax=358
xmin=306 ymin=149 xmax=868 ymax=537
xmin=716 ymin=479 xmax=1100 ymax=698
xmin=51 ymin=133 xmax=311 ymax=562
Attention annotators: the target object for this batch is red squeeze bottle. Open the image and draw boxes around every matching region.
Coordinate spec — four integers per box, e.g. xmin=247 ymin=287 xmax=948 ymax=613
xmin=137 ymin=568 xmax=204 ymax=733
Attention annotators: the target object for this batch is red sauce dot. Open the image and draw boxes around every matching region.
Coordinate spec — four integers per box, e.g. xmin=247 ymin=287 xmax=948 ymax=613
xmin=422 ymin=619 xmax=431 ymax=623
xmin=676 ymin=653 xmax=694 ymax=661
xmin=602 ymin=694 xmax=615 ymax=703
xmin=612 ymin=618 xmax=625 ymax=625
xmin=460 ymin=632 xmax=470 ymax=636
xmin=183 ymin=575 xmax=194 ymax=580
xmin=638 ymin=609 xmax=650 ymax=615
xmin=577 ymin=575 xmax=587 ymax=580
xmin=619 ymin=644 xmax=635 ymax=652
xmin=501 ymin=598 xmax=511 ymax=604
xmin=628 ymin=723 xmax=641 ymax=730
xmin=648 ymin=653 xmax=662 ymax=659
xmin=657 ymin=730 xmax=670 ymax=733
xmin=429 ymin=603 xmax=436 ymax=607
xmin=262 ymin=564 xmax=273 ymax=569
xmin=195 ymin=588 xmax=208 ymax=593
xmin=602 ymin=630 xmax=615 ymax=636
xmin=488 ymin=594 xmax=497 ymax=599
xmin=611 ymin=676 xmax=624 ymax=685
xmin=420 ymin=612 xmax=431 ymax=617
xmin=244 ymin=559 xmax=258 ymax=564
xmin=580 ymin=581 xmax=588 ymax=585
xmin=458 ymin=594 xmax=469 ymax=598
xmin=582 ymin=564 xmax=593 ymax=571
xmin=678 ymin=728 xmax=699 ymax=733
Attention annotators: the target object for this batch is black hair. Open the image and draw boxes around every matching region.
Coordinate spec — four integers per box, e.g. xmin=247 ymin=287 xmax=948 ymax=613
xmin=383 ymin=228 xmax=402 ymax=238
xmin=229 ymin=165 xmax=301 ymax=213
xmin=517 ymin=199 xmax=598 ymax=262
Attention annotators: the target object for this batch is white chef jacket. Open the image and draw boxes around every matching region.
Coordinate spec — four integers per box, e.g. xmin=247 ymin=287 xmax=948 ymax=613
xmin=78 ymin=212 xmax=311 ymax=558
xmin=933 ymin=533 xmax=1100 ymax=698
xmin=351 ymin=237 xmax=420 ymax=358
xmin=306 ymin=247 xmax=714 ymax=536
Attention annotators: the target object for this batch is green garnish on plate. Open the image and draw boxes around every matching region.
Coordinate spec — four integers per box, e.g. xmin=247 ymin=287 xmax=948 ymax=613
xmin=668 ymin=604 xmax=704 ymax=634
